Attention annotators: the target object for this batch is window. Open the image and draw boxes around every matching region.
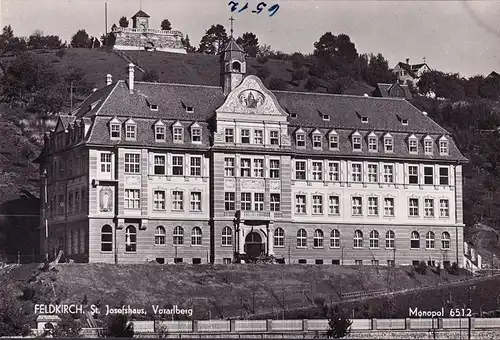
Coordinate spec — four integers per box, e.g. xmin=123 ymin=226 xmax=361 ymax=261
xmin=330 ymin=229 xmax=340 ymax=248
xmin=384 ymin=137 xmax=394 ymax=153
xmin=368 ymin=164 xmax=378 ymax=183
xmin=270 ymin=131 xmax=279 ymax=145
xmin=312 ymin=162 xmax=323 ymax=180
xmin=124 ymin=153 xmax=140 ymax=173
xmin=408 ymin=165 xmax=418 ymax=184
xmin=352 ymin=163 xmax=362 ymax=182
xmin=225 ymin=128 xmax=234 ymax=143
xmin=172 ymin=156 xmax=184 ymax=176
xmin=254 ymin=193 xmax=264 ymax=211
xmin=125 ymin=226 xmax=136 ymax=252
xmin=191 ymin=128 xmax=201 ymax=143
xmin=240 ymin=158 xmax=251 ymax=177
xmin=155 ymin=126 xmax=165 ymax=141
xmin=383 ymin=164 xmax=394 ymax=183
xmin=274 ymin=228 xmax=284 ymax=247
xmin=355 ymin=260 xmax=363 ymax=266
xmin=352 ymin=136 xmax=362 ymax=151
xmin=354 ymin=230 xmax=363 ymax=248
xmin=254 ymin=130 xmax=263 ymax=144
xmin=424 ymin=166 xmax=434 ymax=185
xmin=224 ymin=192 xmax=235 ymax=211
xmin=313 ymin=134 xmax=322 ymax=149
xmin=295 ymin=195 xmax=306 ymax=214
xmin=370 ymin=230 xmax=379 ymax=248
xmin=329 ymin=196 xmax=340 ymax=215
xmin=371 ymin=260 xmax=379 ymax=266
xmin=241 ymin=129 xmax=250 ymax=144
xmin=173 ymin=226 xmax=184 ymax=245
xmin=190 ymin=156 xmax=202 ymax=177
xmin=312 ymin=195 xmax=323 ymax=214
xmin=384 ymin=197 xmax=395 ymax=216
xmin=111 ymin=124 xmax=121 ymax=138
xmin=124 ymin=189 xmax=140 ymax=209
xmin=222 ymin=226 xmax=232 ymax=246
xmin=352 ymin=196 xmax=362 ymax=215
xmin=368 ymin=197 xmax=378 ymax=216
xmin=328 ymin=162 xmax=339 ymax=181
xmin=101 ymin=225 xmax=112 ymax=251
xmin=409 ymin=138 xmax=418 ymax=153
xmin=153 ymin=190 xmax=166 ymax=210
xmin=154 ymin=155 xmax=165 ymax=175
xmin=68 ymin=193 xmax=73 ymax=214
xmin=424 ymin=198 xmax=434 ymax=217
xmin=270 ymin=160 xmax=280 ymax=178
xmin=270 ymin=194 xmax=280 ymax=211
xmin=386 ymin=230 xmax=395 ymax=249
xmin=329 ymin=134 xmax=339 ymax=150
xmin=74 ymin=192 xmax=80 ymax=213
xmin=155 ymin=226 xmax=166 ymax=245
xmin=439 ymin=199 xmax=450 ymax=217
xmin=191 ymin=227 xmax=202 ymax=245
xmin=296 ymin=133 xmax=306 ymax=147
xmin=368 ymin=137 xmax=378 ymax=152
xmin=253 ymin=159 xmax=264 ymax=177
xmin=314 ymin=229 xmax=324 ymax=248
xmin=125 ymin=125 xmax=136 ymax=140
xmin=410 ymin=231 xmax=420 ymax=249
xmin=241 ymin=192 xmax=252 ymax=210
xmin=442 ymin=232 xmax=451 ymax=249
xmin=439 ymin=140 xmax=449 ymax=155
xmin=439 ymin=167 xmax=449 ymax=185
xmin=297 ymin=229 xmax=307 ymax=248
xmin=172 ymin=191 xmax=184 ymax=210
xmin=190 ymin=191 xmax=202 ymax=211
xmin=224 ymin=157 xmax=235 ymax=177
xmin=424 ymin=139 xmax=433 ymax=154
xmin=295 ymin=161 xmax=306 ymax=180
xmin=99 ymin=153 xmax=112 ymax=173
xmin=409 ymin=198 xmax=419 ymax=216
xmin=426 ymin=231 xmax=435 ymax=249
xmin=173 ymin=127 xmax=183 ymax=143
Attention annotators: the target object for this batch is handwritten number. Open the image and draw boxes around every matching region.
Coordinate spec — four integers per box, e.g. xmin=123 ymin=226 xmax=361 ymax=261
xmin=268 ymin=4 xmax=279 ymax=16
xmin=228 ymin=1 xmax=238 ymax=12
xmin=230 ymin=1 xmax=279 ymax=17
xmin=238 ymin=2 xmax=249 ymax=13
xmin=255 ymin=2 xmax=267 ymax=14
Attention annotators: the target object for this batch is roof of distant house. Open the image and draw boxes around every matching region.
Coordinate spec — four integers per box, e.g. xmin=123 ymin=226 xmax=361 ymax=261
xmin=132 ymin=10 xmax=150 ymax=18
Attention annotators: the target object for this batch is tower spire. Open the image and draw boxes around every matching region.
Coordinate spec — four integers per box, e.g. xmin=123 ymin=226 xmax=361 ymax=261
xmin=229 ymin=16 xmax=235 ymax=37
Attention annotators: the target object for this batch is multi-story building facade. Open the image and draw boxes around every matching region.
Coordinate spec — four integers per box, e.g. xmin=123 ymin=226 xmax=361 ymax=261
xmin=38 ymin=39 xmax=467 ymax=265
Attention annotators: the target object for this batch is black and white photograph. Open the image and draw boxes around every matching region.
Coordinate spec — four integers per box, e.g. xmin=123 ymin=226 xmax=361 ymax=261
xmin=0 ymin=0 xmax=499 ymax=338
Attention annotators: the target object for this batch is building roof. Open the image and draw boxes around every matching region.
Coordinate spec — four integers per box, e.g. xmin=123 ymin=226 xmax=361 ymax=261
xmin=487 ymin=71 xmax=500 ymax=79
xmin=132 ymin=10 xmax=150 ymax=18
xmin=372 ymin=83 xmax=412 ymax=100
xmin=220 ymin=37 xmax=245 ymax=62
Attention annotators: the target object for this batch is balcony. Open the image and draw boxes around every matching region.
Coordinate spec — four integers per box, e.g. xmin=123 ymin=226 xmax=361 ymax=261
xmin=240 ymin=210 xmax=273 ymax=221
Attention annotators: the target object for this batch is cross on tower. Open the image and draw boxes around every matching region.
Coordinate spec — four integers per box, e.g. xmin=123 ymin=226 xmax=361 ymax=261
xmin=229 ymin=16 xmax=235 ymax=37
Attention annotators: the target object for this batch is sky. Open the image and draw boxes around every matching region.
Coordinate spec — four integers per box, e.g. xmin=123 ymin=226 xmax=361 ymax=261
xmin=1 ymin=0 xmax=499 ymax=77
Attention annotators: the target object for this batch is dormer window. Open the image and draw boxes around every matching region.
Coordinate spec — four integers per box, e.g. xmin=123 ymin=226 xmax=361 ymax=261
xmin=312 ymin=134 xmax=322 ymax=149
xmin=155 ymin=126 xmax=165 ymax=142
xmin=368 ymin=134 xmax=378 ymax=152
xmin=402 ymin=119 xmax=409 ymax=126
xmin=191 ymin=127 xmax=202 ymax=143
xmin=352 ymin=132 xmax=362 ymax=151
xmin=225 ymin=128 xmax=234 ymax=143
xmin=329 ymin=131 xmax=339 ymax=150
xmin=241 ymin=129 xmax=250 ymax=144
xmin=424 ymin=136 xmax=433 ymax=155
xmin=290 ymin=113 xmax=297 ymax=118
xmin=296 ymin=131 xmax=306 ymax=148
xmin=186 ymin=106 xmax=194 ymax=113
xmin=439 ymin=136 xmax=449 ymax=155
xmin=408 ymin=135 xmax=418 ymax=154
xmin=125 ymin=125 xmax=136 ymax=140
xmin=150 ymin=104 xmax=159 ymax=111
xmin=173 ymin=122 xmax=184 ymax=143
xmin=361 ymin=116 xmax=369 ymax=123
xmin=323 ymin=115 xmax=330 ymax=121
xmin=270 ymin=131 xmax=279 ymax=145
xmin=384 ymin=134 xmax=393 ymax=153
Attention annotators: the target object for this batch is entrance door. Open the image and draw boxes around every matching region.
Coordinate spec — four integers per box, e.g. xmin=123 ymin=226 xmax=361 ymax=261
xmin=244 ymin=232 xmax=263 ymax=258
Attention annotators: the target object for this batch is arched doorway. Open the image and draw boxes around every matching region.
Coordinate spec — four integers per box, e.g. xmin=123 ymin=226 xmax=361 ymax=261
xmin=244 ymin=232 xmax=263 ymax=258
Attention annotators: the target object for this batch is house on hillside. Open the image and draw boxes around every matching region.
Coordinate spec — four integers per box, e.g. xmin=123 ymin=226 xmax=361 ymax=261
xmin=392 ymin=58 xmax=430 ymax=86
xmin=37 ymin=38 xmax=468 ymax=267
xmin=112 ymin=10 xmax=186 ymax=53
xmin=487 ymin=71 xmax=500 ymax=80
xmin=371 ymin=83 xmax=412 ymax=100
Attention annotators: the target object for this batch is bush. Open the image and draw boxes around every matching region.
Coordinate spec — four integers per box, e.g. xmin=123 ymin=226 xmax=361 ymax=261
xmin=20 ymin=286 xmax=35 ymax=301
xmin=291 ymin=69 xmax=306 ymax=82
xmin=415 ymin=261 xmax=427 ymax=275
xmin=268 ymin=77 xmax=287 ymax=91
xmin=106 ymin=314 xmax=134 ymax=337
xmin=305 ymin=77 xmax=320 ymax=91
xmin=448 ymin=262 xmax=459 ymax=275
xmin=326 ymin=307 xmax=352 ymax=338
xmin=55 ymin=49 xmax=65 ymax=59
xmin=256 ymin=55 xmax=269 ymax=64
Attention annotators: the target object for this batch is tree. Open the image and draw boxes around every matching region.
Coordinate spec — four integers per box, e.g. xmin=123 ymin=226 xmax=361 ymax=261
xmin=314 ymin=32 xmax=358 ymax=63
xmin=119 ymin=16 xmax=129 ymax=28
xmin=161 ymin=19 xmax=172 ymax=31
xmin=305 ymin=77 xmax=320 ymax=91
xmin=290 ymin=52 xmax=307 ymax=69
xmin=106 ymin=314 xmax=134 ymax=337
xmin=236 ymin=32 xmax=259 ymax=57
xmin=0 ymin=285 xmax=31 ymax=336
xmin=198 ymin=24 xmax=229 ymax=55
xmin=70 ymin=29 xmax=90 ymax=48
xmin=53 ymin=314 xmax=82 ymax=337
xmin=363 ymin=53 xmax=395 ymax=86
xmin=268 ymin=77 xmax=287 ymax=91
xmin=326 ymin=307 xmax=352 ymax=338
xmin=181 ymin=35 xmax=196 ymax=53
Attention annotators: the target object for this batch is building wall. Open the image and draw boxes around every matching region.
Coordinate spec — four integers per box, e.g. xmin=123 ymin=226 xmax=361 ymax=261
xmin=113 ymin=30 xmax=186 ymax=53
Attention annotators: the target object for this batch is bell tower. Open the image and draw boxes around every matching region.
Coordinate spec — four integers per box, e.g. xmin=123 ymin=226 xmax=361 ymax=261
xmin=220 ymin=17 xmax=246 ymax=96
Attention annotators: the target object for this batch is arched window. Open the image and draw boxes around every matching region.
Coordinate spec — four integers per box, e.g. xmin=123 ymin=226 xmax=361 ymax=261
xmin=426 ymin=231 xmax=435 ymax=249
xmin=101 ymin=225 xmax=112 ymax=251
xmin=330 ymin=229 xmax=340 ymax=248
xmin=274 ymin=227 xmax=284 ymax=247
xmin=125 ymin=225 xmax=136 ymax=252
xmin=222 ymin=226 xmax=232 ymax=246
xmin=354 ymin=230 xmax=363 ymax=248
xmin=313 ymin=229 xmax=324 ymax=248
xmin=155 ymin=226 xmax=166 ymax=245
xmin=191 ymin=227 xmax=202 ymax=245
xmin=410 ymin=231 xmax=420 ymax=249
xmin=232 ymin=61 xmax=241 ymax=72
xmin=442 ymin=232 xmax=451 ymax=249
xmin=385 ymin=230 xmax=395 ymax=249
xmin=369 ymin=230 xmax=379 ymax=248
xmin=297 ymin=229 xmax=307 ymax=248
xmin=173 ymin=226 xmax=184 ymax=245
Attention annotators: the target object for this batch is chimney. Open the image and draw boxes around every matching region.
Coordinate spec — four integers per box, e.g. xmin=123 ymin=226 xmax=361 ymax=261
xmin=406 ymin=58 xmax=410 ymax=65
xmin=106 ymin=74 xmax=112 ymax=86
xmin=128 ymin=63 xmax=135 ymax=94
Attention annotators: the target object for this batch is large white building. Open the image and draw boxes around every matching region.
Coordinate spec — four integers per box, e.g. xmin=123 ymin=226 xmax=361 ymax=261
xmin=38 ymin=38 xmax=467 ymax=266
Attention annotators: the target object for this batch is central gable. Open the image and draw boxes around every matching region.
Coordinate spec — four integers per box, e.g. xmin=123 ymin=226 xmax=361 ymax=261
xmin=216 ymin=75 xmax=288 ymax=117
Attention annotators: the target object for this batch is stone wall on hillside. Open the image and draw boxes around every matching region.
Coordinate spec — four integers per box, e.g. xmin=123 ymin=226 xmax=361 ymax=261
xmin=113 ymin=27 xmax=186 ymax=54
